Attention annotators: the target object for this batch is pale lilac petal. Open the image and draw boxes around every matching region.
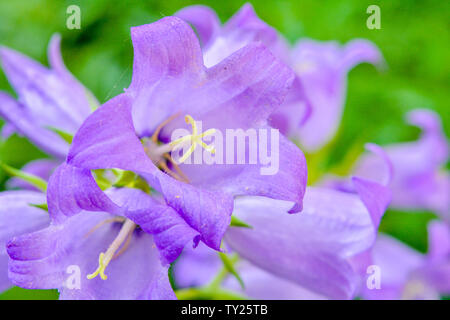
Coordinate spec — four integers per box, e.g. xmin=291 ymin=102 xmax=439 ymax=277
xmin=7 ymin=211 xmax=175 ymax=299
xmin=224 ymin=262 xmax=326 ymax=300
xmin=173 ymin=242 xmax=222 ymax=288
xmin=420 ymin=221 xmax=450 ymax=294
xmin=1 ymin=122 xmax=16 ymax=139
xmin=0 ymin=191 xmax=49 ymax=291
xmin=225 ymin=191 xmax=380 ymax=299
xmin=0 ymin=40 xmax=90 ymax=132
xmin=289 ymin=39 xmax=383 ymax=152
xmin=201 ymin=3 xmax=290 ymax=68
xmin=354 ymin=109 xmax=449 ymax=217
xmin=0 ymin=92 xmax=69 ymax=157
xmin=0 ymin=35 xmax=94 ymax=157
xmin=361 ymin=234 xmax=425 ymax=300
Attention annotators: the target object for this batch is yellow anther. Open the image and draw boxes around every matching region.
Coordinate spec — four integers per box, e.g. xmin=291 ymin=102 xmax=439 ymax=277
xmin=169 ymin=115 xmax=216 ymax=163
xmin=87 ymin=252 xmax=108 ymax=280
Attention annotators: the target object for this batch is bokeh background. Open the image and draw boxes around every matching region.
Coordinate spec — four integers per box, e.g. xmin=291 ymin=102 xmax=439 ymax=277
xmin=0 ymin=0 xmax=448 ymax=299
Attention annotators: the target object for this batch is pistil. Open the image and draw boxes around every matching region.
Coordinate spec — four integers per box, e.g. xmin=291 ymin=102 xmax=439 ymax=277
xmin=87 ymin=219 xmax=137 ymax=280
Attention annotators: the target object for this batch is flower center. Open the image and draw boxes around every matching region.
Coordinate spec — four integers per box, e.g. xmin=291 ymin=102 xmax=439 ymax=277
xmin=87 ymin=218 xmax=136 ymax=281
xmin=169 ymin=115 xmax=216 ymax=163
xmin=143 ymin=114 xmax=216 ymax=182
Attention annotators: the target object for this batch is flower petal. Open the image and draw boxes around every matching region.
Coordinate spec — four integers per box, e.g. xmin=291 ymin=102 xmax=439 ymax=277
xmin=47 ymin=162 xmax=122 ymax=223
xmin=0 ymin=191 xmax=49 ymax=292
xmin=175 ymin=5 xmax=221 ymax=48
xmin=353 ymin=109 xmax=449 ymax=218
xmin=225 ymin=191 xmax=380 ymax=299
xmin=0 ymin=37 xmax=91 ymax=134
xmin=224 ymin=262 xmax=326 ymax=300
xmin=107 ymin=188 xmax=200 ymax=265
xmin=7 ymin=210 xmax=175 ymax=299
xmin=289 ymin=39 xmax=383 ymax=152
xmin=0 ymin=92 xmax=69 ymax=157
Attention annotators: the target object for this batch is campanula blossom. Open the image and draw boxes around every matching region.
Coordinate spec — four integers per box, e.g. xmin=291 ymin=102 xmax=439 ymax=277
xmin=361 ymin=221 xmax=450 ymax=300
xmin=6 ymin=187 xmax=182 ymax=299
xmin=176 ymin=3 xmax=384 ymax=152
xmin=46 ymin=16 xmax=307 ymax=265
xmin=351 ymin=109 xmax=449 ymax=221
xmin=0 ymin=34 xmax=97 ymax=158
xmin=174 ymin=144 xmax=392 ymax=299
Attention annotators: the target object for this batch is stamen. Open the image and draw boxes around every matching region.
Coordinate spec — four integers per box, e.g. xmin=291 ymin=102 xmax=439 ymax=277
xmin=87 ymin=219 xmax=136 ymax=281
xmin=151 ymin=112 xmax=181 ymax=143
xmin=170 ymin=115 xmax=216 ymax=163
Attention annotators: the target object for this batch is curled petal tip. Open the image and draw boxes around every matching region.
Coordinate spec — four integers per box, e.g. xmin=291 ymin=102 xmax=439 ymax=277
xmin=364 ymin=143 xmax=394 ymax=186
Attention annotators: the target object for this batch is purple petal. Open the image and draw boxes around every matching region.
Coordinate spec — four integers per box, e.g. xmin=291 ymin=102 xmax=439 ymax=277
xmin=224 ymin=262 xmax=326 ymax=300
xmin=47 ymin=162 xmax=122 ymax=223
xmin=288 ymin=39 xmax=383 ymax=152
xmin=0 ymin=191 xmax=49 ymax=292
xmin=107 ymin=188 xmax=200 ymax=265
xmin=173 ymin=242 xmax=222 ymax=288
xmin=225 ymin=191 xmax=381 ymax=299
xmin=421 ymin=221 xmax=450 ymax=294
xmin=200 ymin=3 xmax=290 ymax=67
xmin=7 ymin=210 xmax=175 ymax=299
xmin=361 ymin=234 xmax=425 ymax=300
xmin=427 ymin=221 xmax=450 ymax=262
xmin=67 ymin=94 xmax=154 ymax=171
xmin=175 ymin=5 xmax=221 ymax=48
xmin=1 ymin=122 xmax=16 ymax=139
xmin=0 ymin=37 xmax=91 ymax=133
xmin=0 ymin=92 xmax=69 ymax=158
xmin=354 ymin=109 xmax=449 ymax=218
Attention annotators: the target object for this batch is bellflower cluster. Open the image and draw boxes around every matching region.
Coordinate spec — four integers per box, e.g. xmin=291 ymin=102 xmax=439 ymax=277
xmin=0 ymin=2 xmax=448 ymax=300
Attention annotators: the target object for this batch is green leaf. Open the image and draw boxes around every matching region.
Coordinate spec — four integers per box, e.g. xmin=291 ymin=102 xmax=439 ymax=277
xmin=29 ymin=203 xmax=48 ymax=212
xmin=46 ymin=127 xmax=73 ymax=144
xmin=218 ymin=252 xmax=245 ymax=289
xmin=230 ymin=215 xmax=252 ymax=228
xmin=1 ymin=163 xmax=47 ymax=192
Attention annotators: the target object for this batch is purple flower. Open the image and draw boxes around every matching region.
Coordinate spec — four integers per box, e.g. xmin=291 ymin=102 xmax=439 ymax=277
xmin=47 ymin=16 xmax=307 ymax=264
xmin=174 ymin=144 xmax=392 ymax=299
xmin=0 ymin=191 xmax=49 ymax=291
xmin=361 ymin=221 xmax=450 ymax=300
xmin=6 ymin=188 xmax=180 ymax=299
xmin=352 ymin=109 xmax=449 ymax=221
xmin=176 ymin=3 xmax=384 ymax=152
xmin=0 ymin=34 xmax=97 ymax=158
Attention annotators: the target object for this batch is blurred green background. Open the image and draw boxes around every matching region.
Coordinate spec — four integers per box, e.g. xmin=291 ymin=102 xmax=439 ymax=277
xmin=0 ymin=0 xmax=448 ymax=299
